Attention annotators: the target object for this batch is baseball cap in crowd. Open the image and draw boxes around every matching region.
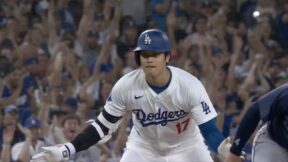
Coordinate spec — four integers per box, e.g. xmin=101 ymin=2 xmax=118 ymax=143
xmin=4 ymin=105 xmax=18 ymax=114
xmin=24 ymin=57 xmax=38 ymax=66
xmin=200 ymin=1 xmax=212 ymax=8
xmin=0 ymin=16 xmax=7 ymax=28
xmin=64 ymin=97 xmax=78 ymax=112
xmin=1 ymin=38 xmax=14 ymax=50
xmin=226 ymin=95 xmax=237 ymax=103
xmin=0 ymin=55 xmax=12 ymax=78
xmin=24 ymin=117 xmax=41 ymax=128
xmin=87 ymin=29 xmax=99 ymax=38
xmin=36 ymin=0 xmax=49 ymax=13
xmin=268 ymin=60 xmax=282 ymax=68
xmin=60 ymin=31 xmax=75 ymax=41
xmin=122 ymin=19 xmax=137 ymax=29
xmin=94 ymin=12 xmax=105 ymax=21
xmin=275 ymin=71 xmax=287 ymax=81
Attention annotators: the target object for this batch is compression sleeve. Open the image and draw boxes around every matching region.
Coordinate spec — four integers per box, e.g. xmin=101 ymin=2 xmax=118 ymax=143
xmin=71 ymin=109 xmax=122 ymax=152
xmin=199 ymin=118 xmax=224 ymax=153
xmin=230 ymin=102 xmax=260 ymax=155
xmin=71 ymin=125 xmax=101 ymax=152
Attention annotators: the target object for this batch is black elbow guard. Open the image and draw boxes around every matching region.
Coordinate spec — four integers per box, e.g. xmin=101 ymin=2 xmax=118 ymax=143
xmin=71 ymin=125 xmax=101 ymax=152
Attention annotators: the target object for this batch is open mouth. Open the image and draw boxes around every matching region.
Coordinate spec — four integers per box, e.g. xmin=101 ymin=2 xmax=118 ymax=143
xmin=4 ymin=123 xmax=15 ymax=127
xmin=146 ymin=66 xmax=156 ymax=69
xmin=69 ymin=130 xmax=76 ymax=134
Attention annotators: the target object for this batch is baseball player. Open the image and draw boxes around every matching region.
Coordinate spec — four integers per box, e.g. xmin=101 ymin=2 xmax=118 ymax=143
xmin=225 ymin=83 xmax=288 ymax=162
xmin=32 ymin=29 xmax=231 ymax=162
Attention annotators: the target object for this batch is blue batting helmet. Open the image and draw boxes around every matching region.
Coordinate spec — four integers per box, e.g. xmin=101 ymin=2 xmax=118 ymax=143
xmin=134 ymin=29 xmax=171 ymax=65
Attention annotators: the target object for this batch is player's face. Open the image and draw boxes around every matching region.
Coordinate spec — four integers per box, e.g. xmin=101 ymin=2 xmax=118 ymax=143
xmin=140 ymin=52 xmax=169 ymax=77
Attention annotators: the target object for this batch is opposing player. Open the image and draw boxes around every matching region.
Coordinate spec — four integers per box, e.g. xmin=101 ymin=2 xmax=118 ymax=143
xmin=32 ymin=29 xmax=231 ymax=162
xmin=225 ymin=83 xmax=288 ymax=162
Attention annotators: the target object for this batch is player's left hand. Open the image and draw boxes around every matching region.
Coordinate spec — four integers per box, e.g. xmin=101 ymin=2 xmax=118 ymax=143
xmin=224 ymin=152 xmax=243 ymax=162
xmin=218 ymin=137 xmax=245 ymax=160
xmin=217 ymin=137 xmax=232 ymax=159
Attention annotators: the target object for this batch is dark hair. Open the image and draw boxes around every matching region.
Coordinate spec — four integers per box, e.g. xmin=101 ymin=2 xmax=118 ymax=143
xmin=135 ymin=51 xmax=171 ymax=66
xmin=61 ymin=114 xmax=81 ymax=127
xmin=191 ymin=14 xmax=208 ymax=32
xmin=0 ymin=55 xmax=12 ymax=78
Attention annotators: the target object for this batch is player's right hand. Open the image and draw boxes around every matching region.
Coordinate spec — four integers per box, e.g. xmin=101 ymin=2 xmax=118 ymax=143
xmin=31 ymin=144 xmax=70 ymax=162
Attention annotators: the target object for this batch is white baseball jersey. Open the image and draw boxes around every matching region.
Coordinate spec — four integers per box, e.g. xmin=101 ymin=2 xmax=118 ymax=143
xmin=104 ymin=66 xmax=217 ymax=154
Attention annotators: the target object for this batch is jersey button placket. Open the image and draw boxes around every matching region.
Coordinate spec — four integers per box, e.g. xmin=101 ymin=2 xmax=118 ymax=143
xmin=154 ymin=102 xmax=161 ymax=152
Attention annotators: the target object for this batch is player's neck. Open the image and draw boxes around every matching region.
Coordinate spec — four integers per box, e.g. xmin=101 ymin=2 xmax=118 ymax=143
xmin=145 ymin=68 xmax=170 ymax=87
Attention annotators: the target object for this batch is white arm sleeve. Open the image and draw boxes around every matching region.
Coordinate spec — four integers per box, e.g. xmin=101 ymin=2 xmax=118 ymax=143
xmin=188 ymin=79 xmax=217 ymax=125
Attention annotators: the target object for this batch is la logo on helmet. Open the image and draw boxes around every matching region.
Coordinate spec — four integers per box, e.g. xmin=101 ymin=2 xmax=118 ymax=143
xmin=144 ymin=34 xmax=151 ymax=44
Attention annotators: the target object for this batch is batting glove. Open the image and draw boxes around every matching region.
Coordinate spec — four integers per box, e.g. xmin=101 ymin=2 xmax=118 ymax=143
xmin=217 ymin=137 xmax=232 ymax=159
xmin=31 ymin=143 xmax=75 ymax=162
xmin=218 ymin=137 xmax=245 ymax=160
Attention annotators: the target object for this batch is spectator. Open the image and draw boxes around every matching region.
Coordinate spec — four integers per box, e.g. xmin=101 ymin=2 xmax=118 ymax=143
xmin=120 ymin=0 xmax=147 ymax=26
xmin=276 ymin=1 xmax=288 ymax=49
xmin=11 ymin=117 xmax=47 ymax=162
xmin=0 ymin=105 xmax=25 ymax=155
xmin=81 ymin=29 xmax=101 ymax=67
xmin=93 ymin=80 xmax=113 ymax=115
xmin=264 ymin=60 xmax=283 ymax=89
xmin=0 ymin=67 xmax=27 ymax=108
xmin=117 ymin=17 xmax=138 ymax=61
xmin=53 ymin=114 xmax=111 ymax=162
xmin=61 ymin=97 xmax=78 ymax=114
xmin=149 ymin=0 xmax=173 ymax=32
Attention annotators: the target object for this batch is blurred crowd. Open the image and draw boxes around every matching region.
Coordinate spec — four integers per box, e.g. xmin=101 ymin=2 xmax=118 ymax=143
xmin=0 ymin=0 xmax=287 ymax=162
